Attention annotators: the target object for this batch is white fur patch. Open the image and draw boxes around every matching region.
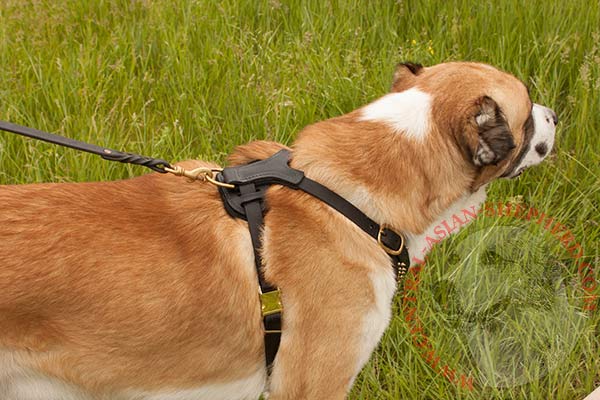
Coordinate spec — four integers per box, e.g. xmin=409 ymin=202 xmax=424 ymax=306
xmin=128 ymin=369 xmax=266 ymax=400
xmin=351 ymin=265 xmax=397 ymax=387
xmin=0 ymin=350 xmax=266 ymax=400
xmin=359 ymin=88 xmax=431 ymax=140
xmin=0 ymin=352 xmax=92 ymax=400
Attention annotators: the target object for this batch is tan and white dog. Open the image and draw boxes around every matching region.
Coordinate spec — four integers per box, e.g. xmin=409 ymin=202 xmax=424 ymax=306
xmin=0 ymin=62 xmax=557 ymax=400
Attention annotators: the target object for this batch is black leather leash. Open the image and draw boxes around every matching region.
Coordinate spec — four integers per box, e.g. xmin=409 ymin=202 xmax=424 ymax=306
xmin=217 ymin=149 xmax=410 ymax=370
xmin=0 ymin=120 xmax=172 ymax=173
xmin=0 ymin=120 xmax=411 ymax=373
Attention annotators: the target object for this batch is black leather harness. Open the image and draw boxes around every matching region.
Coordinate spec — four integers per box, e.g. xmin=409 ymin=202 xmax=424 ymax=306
xmin=216 ymin=149 xmax=410 ymax=369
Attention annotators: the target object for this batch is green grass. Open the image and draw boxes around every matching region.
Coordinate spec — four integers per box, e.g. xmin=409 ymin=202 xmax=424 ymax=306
xmin=1 ymin=0 xmax=598 ymax=399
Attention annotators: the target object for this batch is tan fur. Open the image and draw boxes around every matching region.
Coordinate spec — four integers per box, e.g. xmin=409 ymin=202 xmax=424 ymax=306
xmin=0 ymin=62 xmax=536 ymax=399
xmin=0 ymin=163 xmax=265 ymax=391
xmin=227 ymin=141 xmax=290 ymax=166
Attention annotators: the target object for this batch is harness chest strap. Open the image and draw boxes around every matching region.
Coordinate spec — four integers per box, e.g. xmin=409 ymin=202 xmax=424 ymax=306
xmin=238 ymin=182 xmax=283 ymax=366
xmin=216 ymin=150 xmax=410 ymax=370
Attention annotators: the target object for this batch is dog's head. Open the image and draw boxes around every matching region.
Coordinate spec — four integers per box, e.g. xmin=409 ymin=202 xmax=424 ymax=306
xmin=367 ymin=61 xmax=557 ymax=191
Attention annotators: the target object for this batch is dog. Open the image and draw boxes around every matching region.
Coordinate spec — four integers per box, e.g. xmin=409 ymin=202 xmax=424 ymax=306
xmin=0 ymin=62 xmax=557 ymax=400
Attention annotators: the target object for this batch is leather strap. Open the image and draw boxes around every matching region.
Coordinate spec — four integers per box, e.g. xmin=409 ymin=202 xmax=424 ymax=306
xmin=295 ymin=178 xmax=408 ymax=263
xmin=262 ymin=312 xmax=282 ymax=368
xmin=240 ymin=183 xmax=273 ymax=292
xmin=220 ymin=149 xmax=304 ymax=186
xmin=296 ymin=177 xmax=410 ymax=276
xmin=217 ymin=150 xmax=410 ymax=276
xmin=0 ymin=120 xmax=171 ymax=173
xmin=240 ymin=183 xmax=281 ymax=368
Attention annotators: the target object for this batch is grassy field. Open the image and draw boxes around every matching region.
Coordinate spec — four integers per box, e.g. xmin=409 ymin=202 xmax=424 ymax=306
xmin=1 ymin=0 xmax=598 ymax=399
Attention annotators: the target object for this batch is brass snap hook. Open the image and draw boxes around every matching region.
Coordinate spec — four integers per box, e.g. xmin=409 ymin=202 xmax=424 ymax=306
xmin=164 ymin=166 xmax=235 ymax=189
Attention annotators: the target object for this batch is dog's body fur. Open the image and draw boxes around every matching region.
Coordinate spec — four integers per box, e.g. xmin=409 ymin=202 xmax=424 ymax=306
xmin=0 ymin=62 xmax=556 ymax=399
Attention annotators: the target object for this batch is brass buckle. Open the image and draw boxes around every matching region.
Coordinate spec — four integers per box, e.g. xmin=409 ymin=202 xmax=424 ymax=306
xmin=260 ymin=289 xmax=282 ymax=317
xmin=377 ymin=224 xmax=405 ymax=255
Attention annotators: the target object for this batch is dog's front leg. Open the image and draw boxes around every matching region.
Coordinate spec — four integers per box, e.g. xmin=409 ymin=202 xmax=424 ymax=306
xmin=261 ymin=188 xmax=397 ymax=399
xmin=264 ymin=267 xmax=393 ymax=400
xmin=266 ymin=308 xmax=362 ymax=399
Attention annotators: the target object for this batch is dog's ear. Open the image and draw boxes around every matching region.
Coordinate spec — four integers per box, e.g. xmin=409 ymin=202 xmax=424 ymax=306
xmin=472 ymin=96 xmax=516 ymax=166
xmin=390 ymin=62 xmax=423 ymax=92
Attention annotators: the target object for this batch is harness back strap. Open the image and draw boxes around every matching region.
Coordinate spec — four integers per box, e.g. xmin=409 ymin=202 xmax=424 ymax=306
xmin=217 ymin=150 xmax=410 ymax=370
